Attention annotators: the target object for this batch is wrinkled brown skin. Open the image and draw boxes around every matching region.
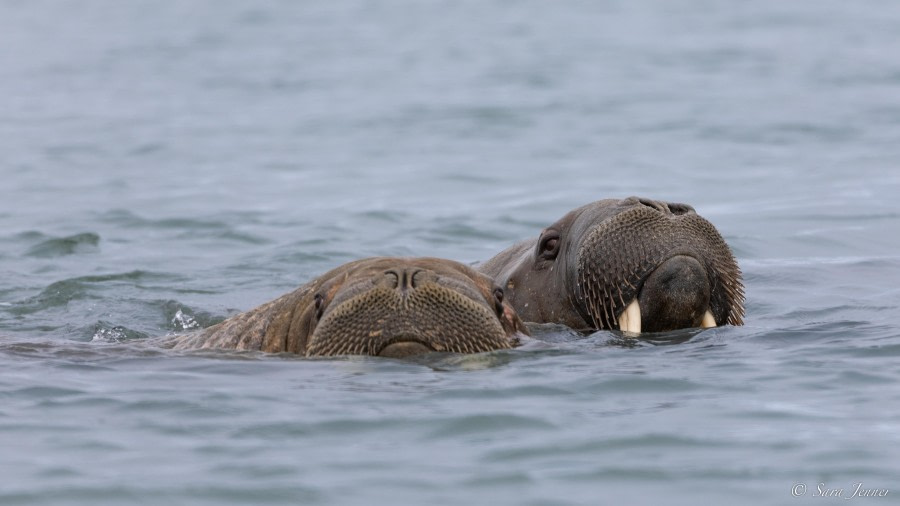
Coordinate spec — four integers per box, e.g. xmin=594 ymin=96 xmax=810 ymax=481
xmin=479 ymin=197 xmax=745 ymax=333
xmin=161 ymin=257 xmax=527 ymax=357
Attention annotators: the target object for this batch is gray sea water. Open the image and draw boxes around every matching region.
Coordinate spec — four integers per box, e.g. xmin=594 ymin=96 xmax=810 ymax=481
xmin=2 ymin=1 xmax=899 ymax=504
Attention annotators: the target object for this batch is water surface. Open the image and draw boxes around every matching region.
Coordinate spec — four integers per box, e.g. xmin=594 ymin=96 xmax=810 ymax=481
xmin=2 ymin=1 xmax=899 ymax=504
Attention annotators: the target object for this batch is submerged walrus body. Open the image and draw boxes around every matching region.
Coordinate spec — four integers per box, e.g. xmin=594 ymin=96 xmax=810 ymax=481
xmin=163 ymin=257 xmax=527 ymax=358
xmin=479 ymin=197 xmax=745 ymax=334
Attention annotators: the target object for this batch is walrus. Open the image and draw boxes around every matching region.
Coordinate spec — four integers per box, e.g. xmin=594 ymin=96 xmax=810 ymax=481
xmin=478 ymin=197 xmax=745 ymax=334
xmin=161 ymin=257 xmax=527 ymax=358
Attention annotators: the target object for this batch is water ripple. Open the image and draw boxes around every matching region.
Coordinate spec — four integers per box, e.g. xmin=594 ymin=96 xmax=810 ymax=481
xmin=24 ymin=232 xmax=100 ymax=258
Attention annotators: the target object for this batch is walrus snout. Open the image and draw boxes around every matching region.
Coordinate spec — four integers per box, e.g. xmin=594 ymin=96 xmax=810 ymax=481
xmin=305 ymin=261 xmax=522 ymax=357
xmin=576 ymin=199 xmax=744 ymax=333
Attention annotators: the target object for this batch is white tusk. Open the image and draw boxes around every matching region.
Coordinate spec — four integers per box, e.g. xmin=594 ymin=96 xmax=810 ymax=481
xmin=701 ymin=310 xmax=717 ymax=329
xmin=618 ymin=299 xmax=642 ymax=334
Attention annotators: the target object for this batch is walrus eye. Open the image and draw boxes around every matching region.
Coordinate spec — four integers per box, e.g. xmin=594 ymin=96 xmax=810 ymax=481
xmin=314 ymin=294 xmax=324 ymax=320
xmin=537 ymin=231 xmax=561 ymax=261
xmin=493 ymin=288 xmax=505 ymax=315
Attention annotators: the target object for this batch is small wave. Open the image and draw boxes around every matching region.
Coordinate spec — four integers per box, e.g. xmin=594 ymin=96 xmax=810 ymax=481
xmin=170 ymin=309 xmax=199 ymax=331
xmin=161 ymin=300 xmax=226 ymax=331
xmin=24 ymin=232 xmax=100 ymax=258
xmin=485 ymin=434 xmax=731 ymax=463
xmin=96 ymin=210 xmax=270 ymax=244
xmin=418 ymin=218 xmax=510 ymax=243
xmin=428 ymin=413 xmax=556 ymax=439
xmin=10 ymin=271 xmax=185 ymax=315
xmin=90 ymin=321 xmax=149 ymax=343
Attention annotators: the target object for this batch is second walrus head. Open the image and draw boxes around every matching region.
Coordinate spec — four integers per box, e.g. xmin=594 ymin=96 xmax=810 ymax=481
xmin=479 ymin=197 xmax=745 ymax=334
xmin=167 ymin=257 xmax=527 ymax=358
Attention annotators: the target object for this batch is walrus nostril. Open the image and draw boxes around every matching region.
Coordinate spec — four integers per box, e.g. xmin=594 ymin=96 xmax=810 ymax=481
xmin=410 ymin=269 xmax=424 ymax=289
xmin=667 ymin=202 xmax=694 ymax=216
xmin=385 ymin=270 xmax=400 ymax=289
xmin=634 ymin=198 xmax=694 ymax=216
xmin=384 ymin=269 xmax=426 ymax=292
xmin=636 ymin=198 xmax=668 ymax=213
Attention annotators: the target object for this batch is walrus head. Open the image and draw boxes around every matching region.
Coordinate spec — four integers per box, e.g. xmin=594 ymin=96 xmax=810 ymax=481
xmin=303 ymin=258 xmax=526 ymax=357
xmin=169 ymin=257 xmax=527 ymax=357
xmin=479 ymin=197 xmax=744 ymax=334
